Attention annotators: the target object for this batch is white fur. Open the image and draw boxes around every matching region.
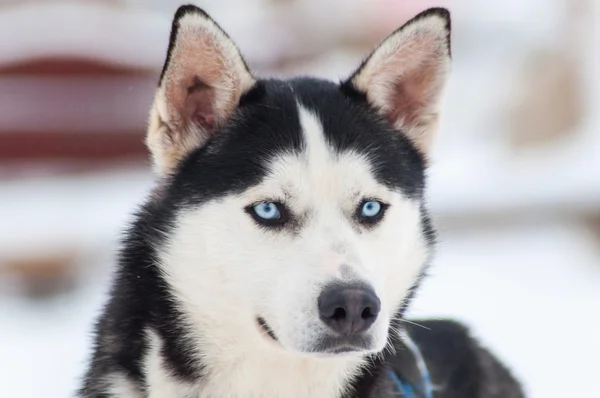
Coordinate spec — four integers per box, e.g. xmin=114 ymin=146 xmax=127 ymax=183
xmin=151 ymin=103 xmax=430 ymax=397
xmin=144 ymin=329 xmax=200 ymax=398
xmin=106 ymin=373 xmax=144 ymax=398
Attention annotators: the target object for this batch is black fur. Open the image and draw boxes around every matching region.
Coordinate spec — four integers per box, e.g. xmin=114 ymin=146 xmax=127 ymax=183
xmin=293 ymin=78 xmax=426 ymax=199
xmin=80 ymin=5 xmax=524 ymax=398
xmin=345 ymin=320 xmax=525 ymax=398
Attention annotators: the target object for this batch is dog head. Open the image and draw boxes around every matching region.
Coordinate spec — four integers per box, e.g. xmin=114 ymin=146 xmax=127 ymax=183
xmin=146 ymin=5 xmax=450 ymax=358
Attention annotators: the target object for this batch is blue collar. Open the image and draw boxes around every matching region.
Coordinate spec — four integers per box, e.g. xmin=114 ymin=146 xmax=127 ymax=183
xmin=388 ymin=369 xmax=417 ymax=397
xmin=388 ymin=330 xmax=434 ymax=398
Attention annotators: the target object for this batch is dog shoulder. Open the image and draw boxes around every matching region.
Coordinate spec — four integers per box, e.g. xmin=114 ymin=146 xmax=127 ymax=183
xmin=392 ymin=319 xmax=525 ymax=398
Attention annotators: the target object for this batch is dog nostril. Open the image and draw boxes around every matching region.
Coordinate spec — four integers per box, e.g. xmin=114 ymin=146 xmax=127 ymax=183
xmin=361 ymin=306 xmax=375 ymax=319
xmin=331 ymin=307 xmax=346 ymax=320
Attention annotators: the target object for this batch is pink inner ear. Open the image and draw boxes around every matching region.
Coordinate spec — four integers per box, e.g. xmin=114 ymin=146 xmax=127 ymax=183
xmin=185 ymin=80 xmax=217 ymax=131
xmin=387 ymin=57 xmax=442 ymax=130
xmin=352 ymin=24 xmax=449 ymax=140
xmin=163 ymin=31 xmax=244 ymax=137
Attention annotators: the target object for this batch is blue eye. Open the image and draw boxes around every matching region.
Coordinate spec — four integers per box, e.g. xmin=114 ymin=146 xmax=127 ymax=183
xmin=253 ymin=202 xmax=281 ymax=220
xmin=361 ymin=201 xmax=382 ymax=218
xmin=359 ymin=200 xmax=387 ymax=224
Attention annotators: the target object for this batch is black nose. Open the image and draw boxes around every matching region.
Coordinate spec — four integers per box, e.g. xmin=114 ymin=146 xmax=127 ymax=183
xmin=318 ymin=285 xmax=381 ymax=336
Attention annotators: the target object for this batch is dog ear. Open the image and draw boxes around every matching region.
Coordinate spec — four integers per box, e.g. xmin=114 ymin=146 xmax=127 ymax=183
xmin=344 ymin=8 xmax=451 ymax=158
xmin=147 ymin=5 xmax=256 ymax=175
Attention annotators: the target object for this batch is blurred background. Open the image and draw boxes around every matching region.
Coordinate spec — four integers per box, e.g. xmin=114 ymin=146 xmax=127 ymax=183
xmin=0 ymin=0 xmax=599 ymax=397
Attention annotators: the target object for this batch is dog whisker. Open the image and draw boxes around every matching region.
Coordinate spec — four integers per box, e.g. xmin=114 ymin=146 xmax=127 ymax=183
xmin=391 ymin=317 xmax=431 ymax=331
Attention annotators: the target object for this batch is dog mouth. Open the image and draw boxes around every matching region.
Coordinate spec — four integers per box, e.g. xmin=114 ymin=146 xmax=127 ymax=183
xmin=256 ymin=317 xmax=377 ymax=355
xmin=309 ymin=334 xmax=374 ymax=355
xmin=257 ymin=317 xmax=278 ymax=342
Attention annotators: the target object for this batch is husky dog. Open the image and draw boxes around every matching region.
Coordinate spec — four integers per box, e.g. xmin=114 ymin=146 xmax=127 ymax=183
xmin=80 ymin=5 xmax=524 ymax=398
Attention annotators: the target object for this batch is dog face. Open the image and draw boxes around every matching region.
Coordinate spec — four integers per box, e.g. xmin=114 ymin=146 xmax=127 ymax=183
xmin=147 ymin=6 xmax=450 ymax=358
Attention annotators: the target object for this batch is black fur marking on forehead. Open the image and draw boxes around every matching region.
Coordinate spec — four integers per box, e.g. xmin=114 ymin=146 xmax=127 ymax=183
xmin=167 ymin=79 xmax=304 ymax=206
xmin=290 ymin=77 xmax=427 ymax=199
xmin=152 ymin=75 xmax=428 ymax=214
